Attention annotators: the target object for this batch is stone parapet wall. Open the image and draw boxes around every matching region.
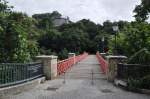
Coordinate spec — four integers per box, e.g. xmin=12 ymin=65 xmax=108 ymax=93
xmin=106 ymin=55 xmax=127 ymax=82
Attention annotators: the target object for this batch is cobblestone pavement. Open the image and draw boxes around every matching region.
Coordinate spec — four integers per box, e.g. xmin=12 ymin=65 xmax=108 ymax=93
xmin=5 ymin=55 xmax=150 ymax=99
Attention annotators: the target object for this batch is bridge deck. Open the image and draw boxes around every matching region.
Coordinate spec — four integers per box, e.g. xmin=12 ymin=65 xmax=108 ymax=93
xmin=7 ymin=55 xmax=149 ymax=99
xmin=58 ymin=55 xmax=105 ymax=79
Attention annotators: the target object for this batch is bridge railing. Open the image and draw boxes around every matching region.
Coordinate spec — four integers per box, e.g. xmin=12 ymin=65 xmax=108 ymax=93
xmin=57 ymin=52 xmax=88 ymax=75
xmin=75 ymin=52 xmax=88 ymax=63
xmin=57 ymin=57 xmax=74 ymax=75
xmin=0 ymin=62 xmax=43 ymax=88
xmin=96 ymin=52 xmax=108 ymax=74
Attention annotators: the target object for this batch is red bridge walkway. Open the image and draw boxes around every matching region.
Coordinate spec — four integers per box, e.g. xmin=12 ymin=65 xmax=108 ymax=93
xmin=58 ymin=55 xmax=105 ymax=80
xmin=8 ymin=55 xmax=149 ymax=99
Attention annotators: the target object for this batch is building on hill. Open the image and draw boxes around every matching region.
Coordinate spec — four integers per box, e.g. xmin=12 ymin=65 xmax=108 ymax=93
xmin=52 ymin=16 xmax=70 ymax=27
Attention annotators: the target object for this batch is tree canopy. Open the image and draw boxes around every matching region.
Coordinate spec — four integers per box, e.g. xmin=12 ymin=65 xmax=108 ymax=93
xmin=1 ymin=0 xmax=150 ymax=61
xmin=134 ymin=0 xmax=150 ymax=21
xmin=0 ymin=0 xmax=39 ymax=63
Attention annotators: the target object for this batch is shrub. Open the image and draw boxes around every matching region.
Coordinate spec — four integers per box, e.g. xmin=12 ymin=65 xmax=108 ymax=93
xmin=127 ymin=78 xmax=142 ymax=90
xmin=140 ymin=75 xmax=150 ymax=89
xmin=128 ymin=48 xmax=150 ymax=65
xmin=127 ymin=75 xmax=150 ymax=90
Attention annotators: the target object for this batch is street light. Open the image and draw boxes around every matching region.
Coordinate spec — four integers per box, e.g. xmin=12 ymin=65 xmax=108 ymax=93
xmin=112 ymin=25 xmax=119 ymax=55
xmin=101 ymin=36 xmax=105 ymax=53
xmin=112 ymin=25 xmax=119 ymax=32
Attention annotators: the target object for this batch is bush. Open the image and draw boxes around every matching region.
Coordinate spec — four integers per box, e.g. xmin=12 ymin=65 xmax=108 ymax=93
xmin=140 ymin=75 xmax=150 ymax=89
xmin=127 ymin=78 xmax=142 ymax=90
xmin=0 ymin=22 xmax=32 ymax=63
xmin=128 ymin=48 xmax=150 ymax=65
xmin=127 ymin=75 xmax=150 ymax=90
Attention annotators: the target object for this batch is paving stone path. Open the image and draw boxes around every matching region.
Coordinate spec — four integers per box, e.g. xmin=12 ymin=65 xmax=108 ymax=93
xmin=5 ymin=55 xmax=150 ymax=99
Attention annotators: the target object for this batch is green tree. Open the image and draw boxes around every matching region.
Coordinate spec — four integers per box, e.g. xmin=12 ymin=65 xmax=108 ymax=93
xmin=0 ymin=19 xmax=31 ymax=63
xmin=38 ymin=29 xmax=61 ymax=52
xmin=0 ymin=1 xmax=39 ymax=62
xmin=60 ymin=28 xmax=89 ymax=52
xmin=108 ymin=22 xmax=150 ymax=56
xmin=0 ymin=0 xmax=13 ymax=13
xmin=134 ymin=0 xmax=150 ymax=21
xmin=58 ymin=48 xmax=68 ymax=60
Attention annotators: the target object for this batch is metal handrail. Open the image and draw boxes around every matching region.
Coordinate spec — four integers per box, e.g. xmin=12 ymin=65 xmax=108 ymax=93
xmin=96 ymin=52 xmax=108 ymax=74
xmin=0 ymin=62 xmax=43 ymax=88
xmin=57 ymin=53 xmax=88 ymax=75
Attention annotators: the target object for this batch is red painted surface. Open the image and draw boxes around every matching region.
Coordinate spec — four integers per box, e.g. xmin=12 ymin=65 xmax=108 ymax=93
xmin=57 ymin=52 xmax=88 ymax=75
xmin=96 ymin=52 xmax=108 ymax=74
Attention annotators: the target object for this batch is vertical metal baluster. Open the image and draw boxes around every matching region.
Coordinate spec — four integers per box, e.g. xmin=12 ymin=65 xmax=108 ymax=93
xmin=19 ymin=64 xmax=21 ymax=81
xmin=29 ymin=63 xmax=31 ymax=79
xmin=5 ymin=64 xmax=7 ymax=84
xmin=13 ymin=64 xmax=15 ymax=82
xmin=27 ymin=63 xmax=30 ymax=82
xmin=13 ymin=64 xmax=15 ymax=83
xmin=26 ymin=63 xmax=28 ymax=81
xmin=10 ymin=64 xmax=12 ymax=83
xmin=11 ymin=64 xmax=13 ymax=83
xmin=17 ymin=64 xmax=19 ymax=81
xmin=22 ymin=64 xmax=24 ymax=80
xmin=1 ymin=64 xmax=4 ymax=84
xmin=16 ymin=64 xmax=18 ymax=81
xmin=15 ymin=64 xmax=17 ymax=82
xmin=1 ymin=64 xmax=3 ymax=84
xmin=24 ymin=64 xmax=26 ymax=80
xmin=8 ymin=64 xmax=10 ymax=83
xmin=3 ymin=64 xmax=5 ymax=84
xmin=0 ymin=64 xmax=1 ymax=85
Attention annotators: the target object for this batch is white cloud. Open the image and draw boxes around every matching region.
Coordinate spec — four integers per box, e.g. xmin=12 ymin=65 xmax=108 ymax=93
xmin=7 ymin=0 xmax=141 ymax=24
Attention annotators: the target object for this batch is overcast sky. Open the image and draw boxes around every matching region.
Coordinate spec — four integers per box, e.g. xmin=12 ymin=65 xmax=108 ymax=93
xmin=7 ymin=0 xmax=141 ymax=24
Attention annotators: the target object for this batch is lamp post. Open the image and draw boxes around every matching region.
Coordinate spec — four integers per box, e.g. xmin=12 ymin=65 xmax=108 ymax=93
xmin=101 ymin=36 xmax=105 ymax=53
xmin=112 ymin=25 xmax=119 ymax=55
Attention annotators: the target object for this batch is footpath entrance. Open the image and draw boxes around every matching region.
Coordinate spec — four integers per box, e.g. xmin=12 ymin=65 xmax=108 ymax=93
xmin=8 ymin=55 xmax=149 ymax=99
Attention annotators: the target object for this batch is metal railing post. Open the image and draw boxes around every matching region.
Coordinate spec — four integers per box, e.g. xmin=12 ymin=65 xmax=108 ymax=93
xmin=91 ymin=69 xmax=94 ymax=85
xmin=63 ymin=72 xmax=66 ymax=84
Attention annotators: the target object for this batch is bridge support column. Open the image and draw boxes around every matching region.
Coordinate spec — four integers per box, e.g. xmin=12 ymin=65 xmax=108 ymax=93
xmin=106 ymin=56 xmax=127 ymax=82
xmin=35 ymin=55 xmax=58 ymax=80
xmin=68 ymin=53 xmax=76 ymax=64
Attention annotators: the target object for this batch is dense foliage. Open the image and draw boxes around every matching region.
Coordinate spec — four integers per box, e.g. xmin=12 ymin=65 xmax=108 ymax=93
xmin=128 ymin=48 xmax=150 ymax=65
xmin=134 ymin=0 xmax=150 ymax=22
xmin=127 ymin=75 xmax=150 ymax=90
xmin=109 ymin=21 xmax=150 ymax=56
xmin=36 ymin=17 xmax=101 ymax=54
xmin=1 ymin=0 xmax=150 ymax=62
xmin=0 ymin=0 xmax=39 ymax=63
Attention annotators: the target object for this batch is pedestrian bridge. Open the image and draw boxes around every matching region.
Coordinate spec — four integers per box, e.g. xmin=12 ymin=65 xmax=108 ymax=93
xmin=6 ymin=55 xmax=149 ymax=99
xmin=59 ymin=55 xmax=105 ymax=81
